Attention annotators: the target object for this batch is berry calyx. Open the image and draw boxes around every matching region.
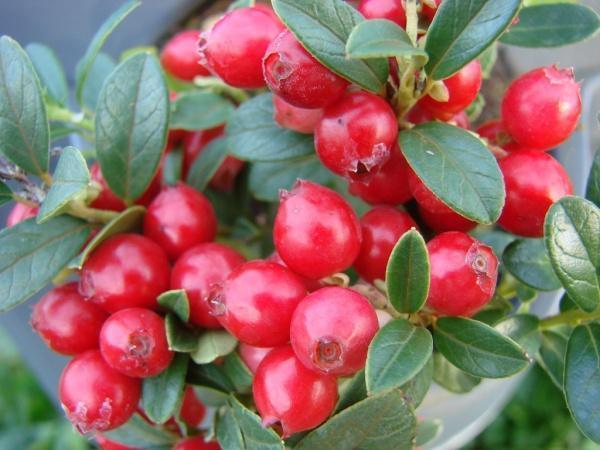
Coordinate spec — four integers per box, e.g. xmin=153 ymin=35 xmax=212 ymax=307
xmin=160 ymin=30 xmax=210 ymax=81
xmin=173 ymin=436 xmax=221 ymax=450
xmin=239 ymin=343 xmax=273 ymax=374
xmin=358 ymin=0 xmax=407 ymax=28
xmin=6 ymin=202 xmax=38 ymax=227
xmin=272 ymin=95 xmax=323 ymax=134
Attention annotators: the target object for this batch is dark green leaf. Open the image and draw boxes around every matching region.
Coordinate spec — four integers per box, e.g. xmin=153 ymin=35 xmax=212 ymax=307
xmin=165 ymin=314 xmax=199 ymax=353
xmin=272 ymin=0 xmax=388 ymax=94
xmin=366 ymin=319 xmax=433 ymax=394
xmin=415 ymin=419 xmax=443 ymax=447
xmin=385 ymin=229 xmax=429 ymax=312
xmin=434 ymin=317 xmax=529 ymax=378
xmin=400 ymin=122 xmax=505 ymax=223
xmin=0 ymin=181 xmax=11 ymax=206
xmin=194 ymin=385 xmax=230 ymax=407
xmin=26 ymin=43 xmax=68 ymax=106
xmin=187 ymin=362 xmax=235 ymax=393
xmin=400 ymin=355 xmax=433 ymax=407
xmin=157 ymin=290 xmax=190 ymax=322
xmin=503 ymin=238 xmax=562 ymax=291
xmin=187 ymin=137 xmax=227 ymax=191
xmin=226 ymin=93 xmax=314 ymax=162
xmin=104 ymin=414 xmax=176 ymax=449
xmin=335 ymin=369 xmax=367 ymax=413
xmin=223 ymin=352 xmax=253 ymax=393
xmin=500 ymin=4 xmax=600 ymax=48
xmin=37 ymin=147 xmax=90 ymax=223
xmin=0 ymin=216 xmax=90 ymax=312
xmin=560 ymin=293 xmax=578 ymax=313
xmin=471 ymin=309 xmax=507 ymax=326
xmin=433 ymin=352 xmax=481 ymax=393
xmin=516 ymin=282 xmax=538 ymax=303
xmin=545 ymin=196 xmax=600 ymax=312
xmin=191 ymin=331 xmax=238 ymax=365
xmin=0 ymin=36 xmax=49 ymax=176
xmin=586 ymin=148 xmax=600 ymax=207
xmin=163 ymin=147 xmax=183 ymax=186
xmin=495 ymin=314 xmax=541 ymax=357
xmin=473 ymin=229 xmax=515 ymax=262
xmin=50 ymin=123 xmax=79 ymax=141
xmin=142 ymin=354 xmax=189 ymax=425
xmin=82 ymin=52 xmax=115 ymax=112
xmin=537 ymin=330 xmax=568 ymax=389
xmin=425 ymin=0 xmax=520 ymax=79
xmin=75 ymin=0 xmax=141 ymax=104
xmin=217 ymin=407 xmax=244 ymax=450
xmin=295 ymin=389 xmax=416 ymax=450
xmin=564 ymin=323 xmax=600 ymax=442
xmin=170 ymin=91 xmax=233 ymax=131
xmin=95 ymin=53 xmax=169 ymax=202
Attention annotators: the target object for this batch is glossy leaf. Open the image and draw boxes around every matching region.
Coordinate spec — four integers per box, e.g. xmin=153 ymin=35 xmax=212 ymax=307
xmin=186 ymin=137 xmax=227 ymax=192
xmin=415 ymin=419 xmax=443 ymax=447
xmin=95 ymin=53 xmax=169 ymax=202
xmin=0 ymin=180 xmax=11 ymax=206
xmin=191 ymin=331 xmax=238 ymax=365
xmin=226 ymin=94 xmax=314 ymax=162
xmin=223 ymin=352 xmax=253 ymax=393
xmin=545 ymin=196 xmax=600 ymax=312
xmin=400 ymin=122 xmax=505 ymax=224
xmin=536 ymin=330 xmax=568 ymax=389
xmin=170 ymin=91 xmax=233 ymax=131
xmin=104 ymin=414 xmax=176 ymax=449
xmin=194 ymin=385 xmax=230 ymax=407
xmin=157 ymin=290 xmax=190 ymax=323
xmin=500 ymin=4 xmax=600 ymax=48
xmin=434 ymin=317 xmax=529 ymax=378
xmin=385 ymin=229 xmax=429 ymax=313
xmin=586 ymin=148 xmax=600 ymax=207
xmin=187 ymin=362 xmax=235 ymax=393
xmin=560 ymin=293 xmax=578 ymax=313
xmin=0 ymin=36 xmax=49 ymax=176
xmin=272 ymin=0 xmax=388 ymax=94
xmin=335 ymin=369 xmax=367 ymax=413
xmin=81 ymin=52 xmax=115 ymax=112
xmin=425 ymin=0 xmax=520 ymax=79
xmin=400 ymin=355 xmax=433 ymax=407
xmin=217 ymin=407 xmax=244 ymax=450
xmin=433 ymin=353 xmax=481 ymax=393
xmin=26 ymin=43 xmax=68 ymax=106
xmin=495 ymin=314 xmax=541 ymax=357
xmin=165 ymin=314 xmax=199 ymax=353
xmin=503 ymin=238 xmax=562 ymax=291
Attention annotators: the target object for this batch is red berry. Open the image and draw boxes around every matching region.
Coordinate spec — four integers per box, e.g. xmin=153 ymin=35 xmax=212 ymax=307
xmin=161 ymin=30 xmax=210 ymax=81
xmin=96 ymin=435 xmax=139 ymax=450
xmin=263 ymin=30 xmax=349 ymax=109
xmin=99 ymin=308 xmax=173 ymax=378
xmin=422 ymin=0 xmax=442 ymax=22
xmin=427 ymin=232 xmax=498 ymax=317
xmin=315 ymin=91 xmax=398 ymax=179
xmin=179 ymin=386 xmax=206 ymax=428
xmin=501 ymin=66 xmax=581 ymax=150
xmin=419 ymin=60 xmax=482 ymax=119
xmin=173 ymin=436 xmax=221 ymax=450
xmin=407 ymin=104 xmax=470 ymax=129
xmin=79 ymin=234 xmax=170 ymax=313
xmin=253 ymin=346 xmax=338 ymax=437
xmin=358 ymin=0 xmax=407 ymax=28
xmin=171 ymin=243 xmax=245 ymax=329
xmin=59 ymin=350 xmax=141 ymax=433
xmin=348 ymin=146 xmax=412 ymax=206
xmin=273 ymin=95 xmax=323 ymax=134
xmin=239 ymin=343 xmax=273 ymax=374
xmin=498 ymin=150 xmax=573 ymax=237
xmin=290 ymin=287 xmax=378 ymax=376
xmin=354 ymin=206 xmax=418 ymax=283
xmin=274 ymin=180 xmax=362 ymax=279
xmin=476 ymin=119 xmax=531 ymax=153
xmin=144 ymin=184 xmax=217 ymax=260
xmin=31 ymin=283 xmax=108 ymax=355
xmin=267 ymin=251 xmax=323 ymax=292
xmin=208 ymin=261 xmax=307 ymax=347
xmin=6 ymin=202 xmax=38 ymax=227
xmin=199 ymin=7 xmax=284 ymax=88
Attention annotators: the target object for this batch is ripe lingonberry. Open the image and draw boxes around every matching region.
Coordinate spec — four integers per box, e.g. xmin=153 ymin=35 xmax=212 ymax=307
xmin=476 ymin=119 xmax=531 ymax=154
xmin=6 ymin=202 xmax=38 ymax=227
xmin=179 ymin=386 xmax=206 ymax=428
xmin=59 ymin=350 xmax=141 ymax=433
xmin=143 ymin=183 xmax=217 ymax=260
xmin=199 ymin=7 xmax=284 ymax=88
xmin=171 ymin=243 xmax=245 ymax=329
xmin=290 ymin=287 xmax=378 ymax=376
xmin=358 ymin=0 xmax=406 ymax=28
xmin=99 ymin=308 xmax=173 ymax=378
xmin=274 ymin=180 xmax=362 ymax=279
xmin=422 ymin=0 xmax=442 ymax=22
xmin=419 ymin=60 xmax=482 ymax=120
xmin=263 ymin=30 xmax=349 ymax=109
xmin=79 ymin=234 xmax=170 ymax=313
xmin=31 ymin=283 xmax=108 ymax=355
xmin=253 ymin=346 xmax=338 ymax=437
xmin=173 ymin=436 xmax=221 ymax=450
xmin=427 ymin=232 xmax=498 ymax=317
xmin=498 ymin=150 xmax=573 ymax=237
xmin=267 ymin=251 xmax=323 ymax=292
xmin=354 ymin=206 xmax=418 ymax=283
xmin=315 ymin=91 xmax=398 ymax=179
xmin=273 ymin=95 xmax=323 ymax=134
xmin=160 ymin=30 xmax=210 ymax=81
xmin=209 ymin=261 xmax=306 ymax=347
xmin=407 ymin=104 xmax=470 ymax=129
xmin=348 ymin=146 xmax=412 ymax=206
xmin=96 ymin=435 xmax=139 ymax=450
xmin=239 ymin=343 xmax=273 ymax=374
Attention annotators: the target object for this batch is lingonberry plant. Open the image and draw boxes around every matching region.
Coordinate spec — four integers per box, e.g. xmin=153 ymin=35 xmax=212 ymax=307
xmin=0 ymin=0 xmax=599 ymax=449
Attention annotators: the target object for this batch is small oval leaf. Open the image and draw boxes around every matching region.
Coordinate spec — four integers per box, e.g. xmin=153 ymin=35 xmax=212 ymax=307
xmin=82 ymin=52 xmax=116 ymax=112
xmin=536 ymin=330 xmax=568 ymax=389
xmin=416 ymin=419 xmax=443 ymax=447
xmin=433 ymin=352 xmax=481 ymax=393
xmin=103 ymin=414 xmax=177 ymax=449
xmin=165 ymin=314 xmax=199 ymax=353
xmin=186 ymin=137 xmax=228 ymax=192
xmin=586 ymin=147 xmax=600 ymax=207
xmin=157 ymin=290 xmax=190 ymax=323
xmin=191 ymin=330 xmax=238 ymax=365
xmin=26 ymin=43 xmax=68 ymax=106
xmin=0 ymin=180 xmax=12 ymax=206
xmin=494 ymin=314 xmax=542 ymax=357
xmin=503 ymin=238 xmax=562 ymax=291
xmin=170 ymin=91 xmax=233 ymax=131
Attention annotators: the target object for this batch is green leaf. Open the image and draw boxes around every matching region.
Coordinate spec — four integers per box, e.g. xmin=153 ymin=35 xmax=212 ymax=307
xmin=545 ymin=196 xmax=600 ymax=313
xmin=0 ymin=36 xmax=49 ymax=176
xmin=191 ymin=331 xmax=238 ymax=365
xmin=95 ymin=53 xmax=169 ymax=202
xmin=170 ymin=91 xmax=233 ymax=131
xmin=433 ymin=352 xmax=481 ymax=393
xmin=564 ymin=323 xmax=600 ymax=443
xmin=81 ymin=52 xmax=115 ymax=112
xmin=165 ymin=314 xmax=199 ymax=353
xmin=503 ymin=238 xmax=562 ymax=291
xmin=226 ymin=93 xmax=314 ymax=162
xmin=366 ymin=319 xmax=432 ymax=394
xmin=536 ymin=330 xmax=568 ymax=389
xmin=400 ymin=355 xmax=433 ymax=407
xmin=0 ymin=180 xmax=11 ymax=206
xmin=346 ymin=19 xmax=428 ymax=66
xmin=560 ymin=293 xmax=578 ymax=313
xmin=495 ymin=314 xmax=541 ymax=357
xmin=335 ymin=369 xmax=367 ymax=413
xmin=217 ymin=407 xmax=244 ymax=450
xmin=586 ymin=148 xmax=600 ymax=207
xmin=471 ymin=294 xmax=514 ymax=326
xmin=295 ymin=389 xmax=416 ymax=450
xmin=194 ymin=385 xmax=230 ymax=407
xmin=473 ymin=229 xmax=515 ymax=262
xmin=68 ymin=205 xmax=145 ymax=270
xmin=157 ymin=290 xmax=190 ymax=322
xmin=104 ymin=414 xmax=176 ymax=449
xmin=186 ymin=137 xmax=227 ymax=192
xmin=0 ymin=216 xmax=90 ymax=312
xmin=385 ymin=229 xmax=429 ymax=313
xmin=163 ymin=147 xmax=183 ymax=186
xmin=223 ymin=352 xmax=253 ymax=393
xmin=248 ymin=156 xmax=333 ymax=202
xmin=187 ymin=362 xmax=235 ymax=393
xmin=400 ymin=122 xmax=505 ymax=223
xmin=228 ymin=0 xmax=255 ymax=11
xmin=500 ymin=4 xmax=600 ymax=48
xmin=434 ymin=317 xmax=529 ymax=378
xmin=50 ymin=123 xmax=79 ymax=141
xmin=75 ymin=0 xmax=141 ymax=104
xmin=271 ymin=0 xmax=388 ymax=94
xmin=415 ymin=419 xmax=443 ymax=447
xmin=465 ymin=93 xmax=486 ymax=123
xmin=37 ymin=147 xmax=90 ymax=223
xmin=425 ymin=0 xmax=520 ymax=79
xmin=478 ymin=43 xmax=497 ymax=79
xmin=25 ymin=43 xmax=68 ymax=106
xmin=142 ymin=353 xmax=189 ymax=425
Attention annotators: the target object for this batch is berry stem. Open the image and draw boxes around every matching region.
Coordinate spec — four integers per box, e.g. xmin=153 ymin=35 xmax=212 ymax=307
xmin=539 ymin=307 xmax=600 ymax=331
xmin=46 ymin=103 xmax=94 ymax=132
xmin=193 ymin=76 xmax=249 ymax=104
xmin=66 ymin=200 xmax=119 ymax=224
